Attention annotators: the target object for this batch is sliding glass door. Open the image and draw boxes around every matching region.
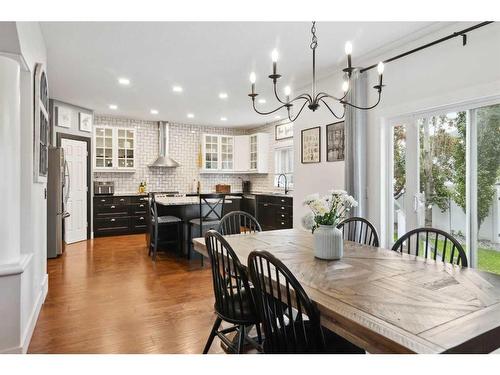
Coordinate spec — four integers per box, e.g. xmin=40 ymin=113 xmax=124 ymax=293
xmin=390 ymin=102 xmax=500 ymax=274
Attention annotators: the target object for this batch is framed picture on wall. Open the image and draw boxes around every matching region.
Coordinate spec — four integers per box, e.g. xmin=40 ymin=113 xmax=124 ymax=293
xmin=56 ymin=105 xmax=72 ymax=128
xmin=79 ymin=112 xmax=93 ymax=132
xmin=275 ymin=121 xmax=293 ymax=140
xmin=326 ymin=121 xmax=345 ymax=162
xmin=301 ymin=126 xmax=321 ymax=164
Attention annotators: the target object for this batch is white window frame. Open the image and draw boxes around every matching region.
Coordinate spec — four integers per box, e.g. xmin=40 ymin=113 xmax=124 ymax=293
xmin=384 ymin=95 xmax=500 ymax=268
xmin=274 ymin=143 xmax=294 ymax=189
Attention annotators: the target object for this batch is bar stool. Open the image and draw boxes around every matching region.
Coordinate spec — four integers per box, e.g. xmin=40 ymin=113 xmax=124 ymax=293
xmin=148 ymin=192 xmax=183 ymax=261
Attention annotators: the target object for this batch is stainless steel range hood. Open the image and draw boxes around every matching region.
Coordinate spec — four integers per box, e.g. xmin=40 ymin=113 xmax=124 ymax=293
xmin=148 ymin=121 xmax=180 ymax=168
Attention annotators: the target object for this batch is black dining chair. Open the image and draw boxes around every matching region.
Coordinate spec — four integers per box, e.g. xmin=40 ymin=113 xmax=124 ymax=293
xmin=188 ymin=193 xmax=226 ymax=265
xmin=248 ymin=250 xmax=364 ymax=354
xmin=337 ymin=217 xmax=380 ymax=247
xmin=148 ymin=192 xmax=183 ymax=261
xmin=218 ymin=211 xmax=262 ymax=235
xmin=203 ymin=230 xmax=262 ymax=354
xmin=392 ymin=227 xmax=468 ymax=267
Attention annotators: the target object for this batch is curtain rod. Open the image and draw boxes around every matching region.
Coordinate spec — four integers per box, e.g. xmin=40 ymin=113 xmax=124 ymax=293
xmin=360 ymin=21 xmax=494 ymax=73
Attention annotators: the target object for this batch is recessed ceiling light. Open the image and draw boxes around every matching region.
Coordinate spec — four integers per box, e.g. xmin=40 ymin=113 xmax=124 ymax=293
xmin=150 ymin=109 xmax=159 ymax=115
xmin=109 ymin=104 xmax=118 ymax=110
xmin=187 ymin=113 xmax=195 ymax=119
xmin=220 ymin=117 xmax=227 ymax=122
xmin=191 ymin=130 xmax=196 ymax=134
xmin=172 ymin=85 xmax=183 ymax=93
xmin=219 ymin=92 xmax=228 ymax=99
xmin=275 ymin=115 xmax=281 ymax=119
xmin=118 ymin=78 xmax=130 ymax=86
xmin=258 ymin=98 xmax=266 ymax=104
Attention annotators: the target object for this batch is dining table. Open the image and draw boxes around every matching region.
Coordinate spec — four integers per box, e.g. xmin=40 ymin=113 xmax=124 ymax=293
xmin=192 ymin=228 xmax=500 ymax=354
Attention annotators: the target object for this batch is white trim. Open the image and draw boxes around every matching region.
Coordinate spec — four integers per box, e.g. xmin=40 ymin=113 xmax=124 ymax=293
xmin=20 ymin=273 xmax=48 ymax=354
xmin=0 ymin=253 xmax=32 ymax=277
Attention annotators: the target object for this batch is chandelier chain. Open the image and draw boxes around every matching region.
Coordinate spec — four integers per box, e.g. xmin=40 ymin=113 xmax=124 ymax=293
xmin=310 ymin=21 xmax=318 ymax=50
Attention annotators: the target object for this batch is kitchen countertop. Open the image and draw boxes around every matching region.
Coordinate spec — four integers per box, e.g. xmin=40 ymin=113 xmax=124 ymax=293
xmin=98 ymin=191 xmax=293 ymax=198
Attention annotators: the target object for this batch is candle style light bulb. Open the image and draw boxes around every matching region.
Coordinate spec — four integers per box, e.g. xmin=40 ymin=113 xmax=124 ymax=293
xmin=377 ymin=62 xmax=384 ymax=89
xmin=249 ymin=72 xmax=256 ymax=96
xmin=271 ymin=49 xmax=279 ymax=63
xmin=342 ymin=80 xmax=349 ymax=93
xmin=344 ymin=41 xmax=353 ymax=55
xmin=284 ymin=86 xmax=291 ymax=96
xmin=377 ymin=62 xmax=385 ymax=75
xmin=271 ymin=49 xmax=279 ymax=76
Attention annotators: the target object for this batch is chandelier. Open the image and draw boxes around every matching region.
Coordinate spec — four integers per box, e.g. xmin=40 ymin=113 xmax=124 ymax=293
xmin=248 ymin=22 xmax=386 ymax=122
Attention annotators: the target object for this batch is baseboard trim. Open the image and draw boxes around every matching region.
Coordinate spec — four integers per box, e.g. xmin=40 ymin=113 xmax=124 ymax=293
xmin=20 ymin=273 xmax=48 ymax=353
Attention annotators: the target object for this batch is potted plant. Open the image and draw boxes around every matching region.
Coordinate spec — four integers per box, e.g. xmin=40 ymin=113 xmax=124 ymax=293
xmin=302 ymin=190 xmax=357 ymax=260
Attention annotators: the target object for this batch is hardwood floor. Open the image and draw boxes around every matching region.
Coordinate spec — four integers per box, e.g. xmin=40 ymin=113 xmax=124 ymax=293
xmin=28 ymin=234 xmax=222 ymax=354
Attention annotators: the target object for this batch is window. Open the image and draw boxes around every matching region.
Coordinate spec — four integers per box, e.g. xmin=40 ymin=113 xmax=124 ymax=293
xmin=389 ymin=102 xmax=500 ymax=274
xmin=274 ymin=146 xmax=294 ymax=188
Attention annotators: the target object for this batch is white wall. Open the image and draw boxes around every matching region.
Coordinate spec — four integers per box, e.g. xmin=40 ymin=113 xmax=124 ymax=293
xmin=292 ymin=70 xmax=346 ymax=228
xmin=0 ymin=21 xmax=48 ymax=353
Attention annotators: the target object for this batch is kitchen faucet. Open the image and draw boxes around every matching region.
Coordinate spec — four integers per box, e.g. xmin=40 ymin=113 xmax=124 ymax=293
xmin=277 ymin=174 xmax=289 ymax=195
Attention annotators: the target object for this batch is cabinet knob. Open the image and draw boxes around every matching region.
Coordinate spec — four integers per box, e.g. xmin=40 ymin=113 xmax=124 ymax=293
xmin=281 ymin=206 xmax=285 ymax=210
xmin=139 ymin=217 xmax=144 ymax=220
xmin=281 ymin=199 xmax=285 ymax=202
xmin=110 ymin=218 xmax=116 ymax=222
xmin=139 ymin=204 xmax=144 ymax=208
xmin=111 ymin=205 xmax=115 ymax=208
xmin=120 ymin=198 xmax=125 ymax=202
xmin=100 ymin=199 xmax=106 ymax=202
xmin=281 ymin=222 xmax=285 ymax=225
xmin=281 ymin=214 xmax=285 ymax=217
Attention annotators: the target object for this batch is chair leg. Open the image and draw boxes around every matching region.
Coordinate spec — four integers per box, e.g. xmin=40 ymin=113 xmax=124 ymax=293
xmin=237 ymin=325 xmax=245 ymax=354
xmin=255 ymin=323 xmax=262 ymax=344
xmin=187 ymin=225 xmax=192 ymax=260
xmin=177 ymin=222 xmax=182 ymax=257
xmin=202 ymin=317 xmax=222 ymax=354
xmin=153 ymin=225 xmax=158 ymax=261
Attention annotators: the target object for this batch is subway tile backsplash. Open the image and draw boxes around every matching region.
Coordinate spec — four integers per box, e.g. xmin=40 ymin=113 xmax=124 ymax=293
xmin=93 ymin=115 xmax=281 ymax=194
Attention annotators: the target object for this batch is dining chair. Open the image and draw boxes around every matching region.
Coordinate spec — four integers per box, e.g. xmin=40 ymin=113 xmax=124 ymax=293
xmin=392 ymin=227 xmax=468 ymax=267
xmin=337 ymin=217 xmax=380 ymax=247
xmin=247 ymin=250 xmax=364 ymax=354
xmin=218 ymin=211 xmax=262 ymax=235
xmin=203 ymin=230 xmax=262 ymax=354
xmin=188 ymin=193 xmax=226 ymax=265
xmin=148 ymin=192 xmax=183 ymax=261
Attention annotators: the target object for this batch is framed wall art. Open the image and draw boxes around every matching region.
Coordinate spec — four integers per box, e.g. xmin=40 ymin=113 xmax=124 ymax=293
xmin=275 ymin=121 xmax=293 ymax=140
xmin=326 ymin=121 xmax=345 ymax=162
xmin=301 ymin=126 xmax=321 ymax=164
xmin=79 ymin=112 xmax=93 ymax=132
xmin=55 ymin=105 xmax=72 ymax=128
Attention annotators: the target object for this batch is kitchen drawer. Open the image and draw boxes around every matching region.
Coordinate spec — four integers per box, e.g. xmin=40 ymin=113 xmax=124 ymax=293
xmin=113 ymin=196 xmax=130 ymax=204
xmin=94 ymin=196 xmax=114 ymax=205
xmin=95 ymin=203 xmax=129 ymax=216
xmin=275 ymin=218 xmax=292 ymax=229
xmin=130 ymin=202 xmax=148 ymax=215
xmin=275 ymin=204 xmax=292 ymax=215
xmin=131 ymin=215 xmax=148 ymax=230
xmin=271 ymin=196 xmax=293 ymax=206
xmin=94 ymin=217 xmax=129 ymax=230
xmin=130 ymin=195 xmax=148 ymax=204
xmin=275 ymin=211 xmax=292 ymax=221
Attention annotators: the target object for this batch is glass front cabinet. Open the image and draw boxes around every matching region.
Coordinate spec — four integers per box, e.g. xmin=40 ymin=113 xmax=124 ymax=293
xmin=94 ymin=126 xmax=136 ymax=171
xmin=201 ymin=132 xmax=268 ymax=173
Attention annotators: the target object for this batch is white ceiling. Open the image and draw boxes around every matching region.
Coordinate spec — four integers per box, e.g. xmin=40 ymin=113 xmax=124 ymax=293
xmin=41 ymin=21 xmax=444 ymax=127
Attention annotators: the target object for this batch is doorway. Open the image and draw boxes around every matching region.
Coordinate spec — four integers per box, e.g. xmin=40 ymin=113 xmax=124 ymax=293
xmin=57 ymin=133 xmax=91 ymax=243
xmin=387 ymin=100 xmax=500 ymax=274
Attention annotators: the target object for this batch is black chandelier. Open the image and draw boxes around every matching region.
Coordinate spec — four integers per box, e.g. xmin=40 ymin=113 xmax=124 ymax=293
xmin=248 ymin=21 xmax=386 ymax=122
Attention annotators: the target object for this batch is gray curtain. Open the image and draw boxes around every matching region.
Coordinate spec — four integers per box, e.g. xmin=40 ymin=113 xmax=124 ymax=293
xmin=344 ymin=70 xmax=367 ymax=217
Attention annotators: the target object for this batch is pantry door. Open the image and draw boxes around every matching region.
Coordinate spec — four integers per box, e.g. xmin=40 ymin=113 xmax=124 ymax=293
xmin=61 ymin=137 xmax=88 ymax=244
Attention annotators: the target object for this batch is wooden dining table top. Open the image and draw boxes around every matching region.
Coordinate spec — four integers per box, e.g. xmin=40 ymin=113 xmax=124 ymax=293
xmin=192 ymin=228 xmax=500 ymax=354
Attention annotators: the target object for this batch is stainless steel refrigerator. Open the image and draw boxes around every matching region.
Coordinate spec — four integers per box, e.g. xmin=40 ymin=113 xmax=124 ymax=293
xmin=47 ymin=147 xmax=70 ymax=258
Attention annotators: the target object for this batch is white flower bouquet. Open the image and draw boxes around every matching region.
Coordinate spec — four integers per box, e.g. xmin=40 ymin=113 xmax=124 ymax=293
xmin=302 ymin=190 xmax=358 ymax=233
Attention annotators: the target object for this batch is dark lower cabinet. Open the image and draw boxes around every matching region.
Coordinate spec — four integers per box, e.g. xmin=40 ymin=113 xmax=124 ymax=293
xmin=93 ymin=195 xmax=149 ymax=237
xmin=255 ymin=195 xmax=293 ymax=231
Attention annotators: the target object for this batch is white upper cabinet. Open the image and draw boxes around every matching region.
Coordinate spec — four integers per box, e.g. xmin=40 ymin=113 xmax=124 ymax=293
xmin=94 ymin=126 xmax=136 ymax=172
xmin=201 ymin=132 xmax=268 ymax=174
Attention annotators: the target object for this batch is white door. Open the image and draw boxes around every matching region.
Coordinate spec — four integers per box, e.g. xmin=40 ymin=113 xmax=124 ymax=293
xmin=61 ymin=138 xmax=87 ymax=244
